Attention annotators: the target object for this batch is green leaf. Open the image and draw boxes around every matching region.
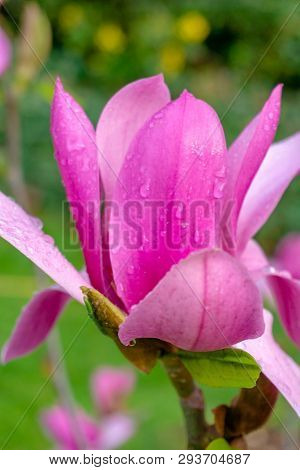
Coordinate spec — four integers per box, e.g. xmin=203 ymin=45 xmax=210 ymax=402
xmin=206 ymin=438 xmax=232 ymax=450
xmin=179 ymin=348 xmax=261 ymax=388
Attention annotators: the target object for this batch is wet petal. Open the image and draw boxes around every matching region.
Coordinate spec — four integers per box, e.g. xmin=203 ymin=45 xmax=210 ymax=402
xmin=238 ymin=310 xmax=300 ymax=416
xmin=96 ymin=74 xmax=170 ymax=201
xmin=51 ymin=79 xmax=104 ymax=292
xmin=111 ymin=91 xmax=227 ymax=309
xmin=119 ymin=249 xmax=264 ymax=351
xmin=0 ymin=191 xmax=88 ymax=301
xmin=227 ymin=85 xmax=282 ymax=235
xmin=237 ymin=133 xmax=300 ymax=250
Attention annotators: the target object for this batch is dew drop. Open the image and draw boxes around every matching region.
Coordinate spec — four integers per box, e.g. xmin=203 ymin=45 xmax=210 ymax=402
xmin=215 ymin=165 xmax=226 ymax=178
xmin=139 ymin=179 xmax=151 ymax=198
xmin=213 ymin=179 xmax=226 ymax=199
xmin=175 ymin=203 xmax=184 ymax=219
xmin=154 ymin=111 xmax=163 ymax=119
xmin=127 ymin=265 xmax=134 ymax=275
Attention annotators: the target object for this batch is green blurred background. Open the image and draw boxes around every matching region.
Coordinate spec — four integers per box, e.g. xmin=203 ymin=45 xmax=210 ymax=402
xmin=0 ymin=0 xmax=299 ymax=449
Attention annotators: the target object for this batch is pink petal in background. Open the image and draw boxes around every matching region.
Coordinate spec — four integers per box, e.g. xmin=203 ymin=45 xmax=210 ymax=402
xmin=0 ymin=26 xmax=11 ymax=76
xmin=267 ymin=272 xmax=300 ymax=347
xmin=40 ymin=406 xmax=99 ymax=450
xmin=237 ymin=133 xmax=300 ymax=251
xmin=238 ymin=310 xmax=300 ymax=416
xmin=1 ymin=287 xmax=69 ymax=363
xmin=91 ymin=367 xmax=135 ymax=414
xmin=100 ymin=413 xmax=135 ymax=449
xmin=274 ymin=233 xmax=300 ymax=279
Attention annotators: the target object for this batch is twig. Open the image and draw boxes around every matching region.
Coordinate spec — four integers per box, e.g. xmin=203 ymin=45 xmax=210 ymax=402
xmin=161 ymin=353 xmax=213 ymax=449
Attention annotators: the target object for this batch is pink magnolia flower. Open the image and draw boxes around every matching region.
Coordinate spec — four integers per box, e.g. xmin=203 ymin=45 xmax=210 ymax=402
xmin=0 ymin=26 xmax=11 ymax=76
xmin=0 ymin=76 xmax=300 ymax=415
xmin=91 ymin=367 xmax=135 ymax=415
xmin=41 ymin=367 xmax=136 ymax=450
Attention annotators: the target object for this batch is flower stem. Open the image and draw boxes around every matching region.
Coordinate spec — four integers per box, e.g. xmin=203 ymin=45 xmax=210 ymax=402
xmin=161 ymin=353 xmax=212 ymax=450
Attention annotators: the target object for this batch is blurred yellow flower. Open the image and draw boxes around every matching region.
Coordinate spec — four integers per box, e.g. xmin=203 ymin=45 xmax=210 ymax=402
xmin=94 ymin=23 xmax=126 ymax=53
xmin=176 ymin=11 xmax=210 ymax=43
xmin=160 ymin=43 xmax=185 ymax=75
xmin=59 ymin=4 xmax=85 ymax=31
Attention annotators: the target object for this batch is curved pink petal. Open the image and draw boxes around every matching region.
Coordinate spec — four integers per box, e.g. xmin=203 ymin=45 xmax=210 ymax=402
xmin=0 ymin=191 xmax=88 ymax=301
xmin=227 ymin=85 xmax=282 ymax=236
xmin=51 ymin=79 xmax=105 ymax=293
xmin=91 ymin=367 xmax=135 ymax=414
xmin=40 ymin=406 xmax=99 ymax=450
xmin=239 ymin=239 xmax=268 ymax=279
xmin=1 ymin=287 xmax=69 ymax=363
xmin=267 ymin=272 xmax=300 ymax=347
xmin=100 ymin=414 xmax=135 ymax=449
xmin=111 ymin=91 xmax=227 ymax=309
xmin=237 ymin=133 xmax=300 ymax=251
xmin=274 ymin=233 xmax=300 ymax=279
xmin=0 ymin=27 xmax=11 ymax=76
xmin=96 ymin=74 xmax=170 ymax=202
xmin=238 ymin=310 xmax=300 ymax=416
xmin=119 ymin=249 xmax=264 ymax=351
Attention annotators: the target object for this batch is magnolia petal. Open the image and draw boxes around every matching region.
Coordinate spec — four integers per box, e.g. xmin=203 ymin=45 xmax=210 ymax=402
xmin=267 ymin=273 xmax=300 ymax=347
xmin=237 ymin=133 xmax=300 ymax=251
xmin=119 ymin=249 xmax=264 ymax=351
xmin=274 ymin=233 xmax=300 ymax=279
xmin=40 ymin=406 xmax=99 ymax=450
xmin=1 ymin=287 xmax=69 ymax=363
xmin=227 ymin=85 xmax=282 ymax=234
xmin=111 ymin=91 xmax=227 ymax=309
xmin=238 ymin=310 xmax=300 ymax=416
xmin=96 ymin=74 xmax=170 ymax=201
xmin=239 ymin=239 xmax=268 ymax=278
xmin=100 ymin=414 xmax=135 ymax=449
xmin=0 ymin=191 xmax=88 ymax=301
xmin=0 ymin=27 xmax=11 ymax=76
xmin=51 ymin=79 xmax=105 ymax=293
xmin=91 ymin=367 xmax=135 ymax=415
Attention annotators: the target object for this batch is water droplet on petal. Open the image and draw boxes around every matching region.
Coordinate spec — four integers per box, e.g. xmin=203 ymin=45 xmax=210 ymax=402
xmin=215 ymin=165 xmax=226 ymax=178
xmin=139 ymin=178 xmax=151 ymax=198
xmin=213 ymin=179 xmax=226 ymax=199
xmin=127 ymin=265 xmax=134 ymax=275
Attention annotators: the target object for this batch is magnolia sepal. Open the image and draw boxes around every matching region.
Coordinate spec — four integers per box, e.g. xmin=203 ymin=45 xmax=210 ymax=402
xmin=81 ymin=287 xmax=162 ymax=373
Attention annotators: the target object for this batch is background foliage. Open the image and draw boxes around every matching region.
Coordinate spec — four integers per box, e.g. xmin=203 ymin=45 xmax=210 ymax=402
xmin=0 ymin=0 xmax=299 ymax=449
